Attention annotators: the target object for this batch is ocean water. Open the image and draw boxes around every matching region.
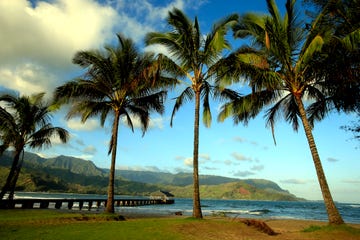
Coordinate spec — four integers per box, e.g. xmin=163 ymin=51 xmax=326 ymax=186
xmin=14 ymin=192 xmax=360 ymax=224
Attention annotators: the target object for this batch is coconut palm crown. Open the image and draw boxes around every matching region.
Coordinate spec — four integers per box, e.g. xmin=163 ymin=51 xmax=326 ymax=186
xmin=145 ymin=8 xmax=238 ymax=218
xmin=54 ymin=34 xmax=170 ymax=213
xmin=218 ymin=0 xmax=345 ymax=224
xmin=0 ymin=92 xmax=69 ymax=201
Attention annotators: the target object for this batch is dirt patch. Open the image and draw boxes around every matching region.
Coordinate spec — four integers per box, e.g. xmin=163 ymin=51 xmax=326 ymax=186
xmin=240 ymin=219 xmax=278 ymax=235
xmin=172 ymin=218 xmax=360 ymax=240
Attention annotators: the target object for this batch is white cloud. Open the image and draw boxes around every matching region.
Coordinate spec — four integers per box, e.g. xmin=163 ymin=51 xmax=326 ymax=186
xmin=280 ymin=179 xmax=308 ymax=184
xmin=233 ymin=137 xmax=246 ymax=142
xmin=233 ymin=170 xmax=255 ymax=177
xmin=116 ymin=165 xmax=162 ymax=172
xmin=250 ymin=165 xmax=264 ymax=171
xmin=67 ymin=118 xmax=100 ymax=131
xmin=184 ymin=157 xmax=193 ymax=167
xmin=224 ymin=159 xmax=233 ymax=165
xmin=0 ymin=0 xmax=117 ymax=66
xmin=83 ymin=145 xmax=97 ymax=154
xmin=231 ymin=152 xmax=252 ymax=162
xmin=0 ymin=63 xmax=55 ymax=98
xmin=0 ymin=0 xmax=204 ymax=99
xmin=342 ymin=179 xmax=360 ymax=184
xmin=121 ymin=115 xmax=165 ymax=130
xmin=199 ymin=154 xmax=211 ymax=161
xmin=69 ymin=154 xmax=94 ymax=160
xmin=0 ymin=0 xmax=118 ymax=96
xmin=175 ymin=156 xmax=185 ymax=161
xmin=327 ymin=157 xmax=339 ymax=162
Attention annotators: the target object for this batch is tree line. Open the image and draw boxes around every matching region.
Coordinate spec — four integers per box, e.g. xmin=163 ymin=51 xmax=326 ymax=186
xmin=0 ymin=0 xmax=358 ymax=225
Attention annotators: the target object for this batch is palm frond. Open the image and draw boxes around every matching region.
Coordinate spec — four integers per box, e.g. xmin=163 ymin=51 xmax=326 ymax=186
xmin=29 ymin=125 xmax=69 ymax=149
xmin=264 ymin=93 xmax=293 ymax=144
xmin=200 ymin=81 xmax=212 ymax=128
xmin=170 ymin=87 xmax=194 ymax=127
xmin=296 ymin=35 xmax=325 ymax=72
xmin=203 ymin=13 xmax=238 ymax=64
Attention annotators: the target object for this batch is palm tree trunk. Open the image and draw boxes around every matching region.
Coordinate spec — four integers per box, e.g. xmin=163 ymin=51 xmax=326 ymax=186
xmin=295 ymin=96 xmax=344 ymax=225
xmin=106 ymin=111 xmax=120 ymax=213
xmin=0 ymin=150 xmax=21 ymax=200
xmin=192 ymin=90 xmax=203 ymax=219
xmin=8 ymin=150 xmax=25 ymax=200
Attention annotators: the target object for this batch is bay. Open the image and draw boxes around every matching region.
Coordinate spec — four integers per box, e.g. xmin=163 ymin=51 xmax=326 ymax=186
xmin=14 ymin=192 xmax=360 ymax=224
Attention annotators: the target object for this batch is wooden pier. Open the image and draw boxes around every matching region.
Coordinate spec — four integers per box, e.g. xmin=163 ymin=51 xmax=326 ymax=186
xmin=0 ymin=197 xmax=174 ymax=210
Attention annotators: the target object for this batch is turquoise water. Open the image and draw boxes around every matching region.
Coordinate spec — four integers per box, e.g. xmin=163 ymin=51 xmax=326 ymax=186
xmin=14 ymin=192 xmax=360 ymax=223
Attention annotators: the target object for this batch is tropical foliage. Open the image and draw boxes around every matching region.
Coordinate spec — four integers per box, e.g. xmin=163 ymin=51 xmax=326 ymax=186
xmin=145 ymin=8 xmax=238 ymax=218
xmin=217 ymin=0 xmax=350 ymax=224
xmin=304 ymin=0 xmax=360 ymax=139
xmin=54 ymin=34 xmax=170 ymax=213
xmin=0 ymin=92 xmax=69 ymax=200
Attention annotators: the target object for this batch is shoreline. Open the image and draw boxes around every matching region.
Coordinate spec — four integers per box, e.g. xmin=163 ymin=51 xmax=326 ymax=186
xmin=9 ymin=192 xmax=360 ymax=224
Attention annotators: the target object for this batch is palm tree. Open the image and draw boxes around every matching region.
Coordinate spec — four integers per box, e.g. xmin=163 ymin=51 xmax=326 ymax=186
xmin=0 ymin=92 xmax=69 ymax=201
xmin=54 ymin=34 xmax=170 ymax=213
xmin=305 ymin=0 xmax=360 ymax=119
xmin=145 ymin=8 xmax=238 ymax=218
xmin=218 ymin=0 xmax=345 ymax=224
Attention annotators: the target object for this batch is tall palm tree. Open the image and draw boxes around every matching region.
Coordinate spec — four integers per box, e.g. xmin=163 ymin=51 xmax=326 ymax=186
xmin=145 ymin=8 xmax=238 ymax=218
xmin=54 ymin=34 xmax=170 ymax=213
xmin=305 ymin=0 xmax=360 ymax=118
xmin=218 ymin=0 xmax=345 ymax=224
xmin=0 ymin=92 xmax=69 ymax=201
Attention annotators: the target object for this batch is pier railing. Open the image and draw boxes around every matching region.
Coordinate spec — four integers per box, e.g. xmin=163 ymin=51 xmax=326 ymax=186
xmin=0 ymin=198 xmax=174 ymax=210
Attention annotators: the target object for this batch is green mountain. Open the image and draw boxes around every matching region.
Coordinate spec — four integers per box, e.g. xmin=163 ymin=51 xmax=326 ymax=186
xmin=0 ymin=151 xmax=300 ymax=201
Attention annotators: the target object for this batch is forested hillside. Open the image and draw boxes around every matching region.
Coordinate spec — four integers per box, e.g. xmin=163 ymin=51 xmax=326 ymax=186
xmin=0 ymin=151 xmax=300 ymax=201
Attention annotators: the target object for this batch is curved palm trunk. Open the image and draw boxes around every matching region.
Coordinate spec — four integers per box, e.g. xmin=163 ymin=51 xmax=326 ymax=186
xmin=192 ymin=90 xmax=203 ymax=219
xmin=295 ymin=96 xmax=344 ymax=225
xmin=0 ymin=150 xmax=22 ymax=201
xmin=106 ymin=111 xmax=120 ymax=213
xmin=8 ymin=150 xmax=25 ymax=200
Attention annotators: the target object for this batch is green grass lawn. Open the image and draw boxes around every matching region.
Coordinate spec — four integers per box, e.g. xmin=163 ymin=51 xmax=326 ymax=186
xmin=0 ymin=210 xmax=187 ymax=240
xmin=1 ymin=209 xmax=360 ymax=240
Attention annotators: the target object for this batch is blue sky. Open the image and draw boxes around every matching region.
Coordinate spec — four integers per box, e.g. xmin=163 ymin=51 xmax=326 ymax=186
xmin=0 ymin=0 xmax=359 ymax=203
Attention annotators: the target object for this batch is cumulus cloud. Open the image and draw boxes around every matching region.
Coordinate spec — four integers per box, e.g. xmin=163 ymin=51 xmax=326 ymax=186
xmin=280 ymin=179 xmax=307 ymax=184
xmin=177 ymin=153 xmax=211 ymax=168
xmin=0 ymin=0 xmax=208 ymax=99
xmin=175 ymin=156 xmax=185 ymax=161
xmin=83 ymin=145 xmax=97 ymax=155
xmin=67 ymin=118 xmax=100 ymax=131
xmin=199 ymin=154 xmax=211 ymax=161
xmin=233 ymin=137 xmax=246 ymax=143
xmin=250 ymin=165 xmax=264 ymax=171
xmin=117 ymin=165 xmax=162 ymax=172
xmin=224 ymin=160 xmax=233 ymax=165
xmin=0 ymin=0 xmax=117 ymax=66
xmin=0 ymin=64 xmax=55 ymax=97
xmin=231 ymin=152 xmax=252 ymax=162
xmin=327 ymin=157 xmax=339 ymax=162
xmin=233 ymin=170 xmax=255 ymax=177
xmin=342 ymin=179 xmax=360 ymax=184
xmin=69 ymin=154 xmax=94 ymax=160
xmin=75 ymin=139 xmax=85 ymax=146
xmin=120 ymin=115 xmax=165 ymax=130
xmin=184 ymin=157 xmax=193 ymax=167
xmin=0 ymin=0 xmax=118 ymax=97
xmin=233 ymin=136 xmax=263 ymax=148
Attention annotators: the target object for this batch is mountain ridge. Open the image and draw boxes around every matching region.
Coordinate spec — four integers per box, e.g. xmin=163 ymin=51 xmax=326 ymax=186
xmin=0 ymin=151 xmax=300 ymax=201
